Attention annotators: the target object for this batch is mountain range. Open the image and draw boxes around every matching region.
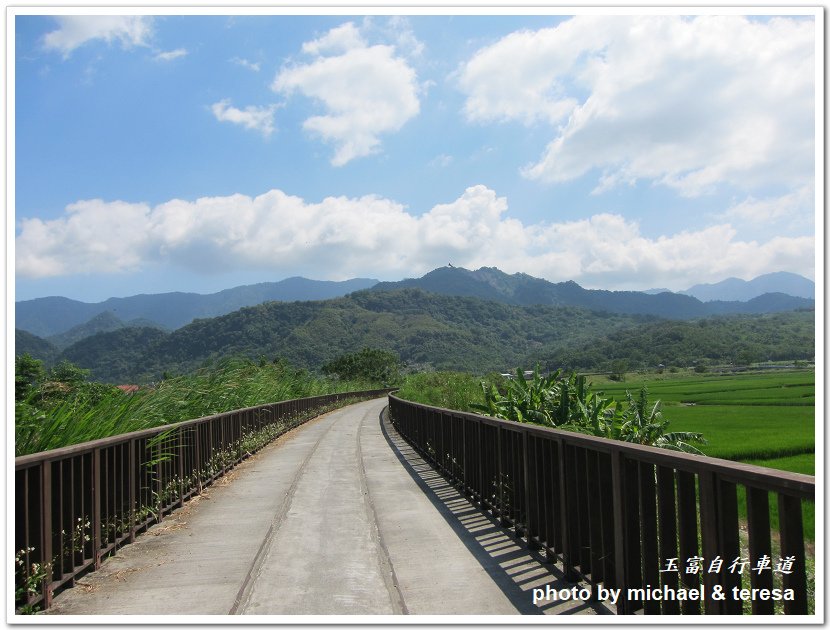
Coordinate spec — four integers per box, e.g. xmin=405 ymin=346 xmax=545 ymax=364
xmin=15 ymin=289 xmax=814 ymax=384
xmin=15 ymin=267 xmax=814 ymax=341
xmin=369 ymin=267 xmax=813 ymax=318
xmin=15 ymin=277 xmax=378 ymax=338
xmin=678 ymin=272 xmax=815 ymax=302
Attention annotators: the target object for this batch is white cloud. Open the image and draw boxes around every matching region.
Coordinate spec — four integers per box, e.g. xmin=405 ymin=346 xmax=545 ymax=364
xmin=302 ymin=22 xmax=365 ymax=56
xmin=211 ymin=100 xmax=278 ymax=137
xmin=362 ymin=16 xmax=425 ymax=58
xmin=273 ymin=22 xmax=421 ymax=166
xmin=16 ymin=186 xmax=814 ymax=289
xmin=43 ymin=16 xmax=153 ymax=58
xmin=457 ymin=15 xmax=815 ymax=197
xmin=16 ymin=199 xmax=153 ymax=277
xmin=230 ymin=57 xmax=261 ymax=72
xmin=721 ymin=187 xmax=814 ymax=227
xmin=154 ymin=48 xmax=187 ymax=62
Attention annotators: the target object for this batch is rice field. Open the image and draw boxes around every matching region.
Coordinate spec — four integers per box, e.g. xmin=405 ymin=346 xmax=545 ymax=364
xmin=591 ymin=370 xmax=816 ymax=471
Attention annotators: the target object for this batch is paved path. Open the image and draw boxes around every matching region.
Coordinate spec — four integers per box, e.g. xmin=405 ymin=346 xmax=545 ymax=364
xmin=47 ymin=398 xmax=608 ymax=617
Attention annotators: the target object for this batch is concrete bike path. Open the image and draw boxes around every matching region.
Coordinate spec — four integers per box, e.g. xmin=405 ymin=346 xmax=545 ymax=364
xmin=47 ymin=398 xmax=605 ymax=617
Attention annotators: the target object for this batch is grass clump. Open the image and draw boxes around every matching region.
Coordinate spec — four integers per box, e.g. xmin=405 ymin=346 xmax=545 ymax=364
xmin=396 ymin=371 xmax=491 ymax=413
xmin=15 ymin=354 xmax=378 ymax=456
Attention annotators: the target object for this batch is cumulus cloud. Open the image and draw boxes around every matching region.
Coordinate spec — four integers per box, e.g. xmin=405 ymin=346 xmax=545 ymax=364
xmin=273 ymin=21 xmax=421 ymax=166
xmin=457 ymin=15 xmax=815 ymax=197
xmin=211 ymin=99 xmax=278 ymax=137
xmin=301 ymin=22 xmax=365 ymax=56
xmin=154 ymin=48 xmax=187 ymax=62
xmin=16 ymin=186 xmax=814 ymax=289
xmin=43 ymin=16 xmax=153 ymax=58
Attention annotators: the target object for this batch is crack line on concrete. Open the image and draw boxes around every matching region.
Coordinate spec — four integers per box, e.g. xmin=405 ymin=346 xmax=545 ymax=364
xmin=229 ymin=412 xmax=343 ymax=615
xmin=356 ymin=406 xmax=409 ymax=615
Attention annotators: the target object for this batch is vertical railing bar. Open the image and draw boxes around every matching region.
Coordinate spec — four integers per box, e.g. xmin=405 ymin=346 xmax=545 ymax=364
xmin=698 ymin=471 xmax=722 ymax=614
xmin=656 ymin=466 xmax=679 ymax=615
xmin=746 ymin=487 xmax=774 ymax=614
xmin=639 ymin=462 xmax=660 ymax=614
xmin=676 ymin=470 xmax=701 ymax=614
xmin=586 ymin=450 xmax=603 ymax=591
xmin=598 ymin=454 xmax=616 ymax=590
xmin=717 ymin=480 xmax=742 ymax=614
xmin=40 ymin=461 xmax=53 ymax=608
xmin=778 ymin=493 xmax=808 ymax=615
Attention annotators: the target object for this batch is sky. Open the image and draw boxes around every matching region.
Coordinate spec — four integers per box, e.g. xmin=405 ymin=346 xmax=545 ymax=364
xmin=11 ymin=9 xmax=820 ymax=303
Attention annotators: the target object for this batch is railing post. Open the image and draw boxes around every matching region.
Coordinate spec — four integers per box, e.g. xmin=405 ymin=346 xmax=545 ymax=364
xmin=497 ymin=426 xmax=507 ymax=525
xmin=177 ymin=427 xmax=185 ymax=508
xmin=40 ymin=461 xmax=53 ymax=609
xmin=129 ymin=439 xmax=136 ymax=542
xmin=698 ymin=471 xmax=723 ymax=614
xmin=92 ymin=449 xmax=102 ymax=570
xmin=676 ymin=470 xmax=700 ymax=614
xmin=559 ymin=441 xmax=578 ymax=582
xmin=522 ymin=432 xmax=539 ymax=549
xmin=778 ymin=493 xmax=808 ymax=614
xmin=746 ymin=487 xmax=774 ymax=614
xmin=611 ymin=449 xmax=638 ymax=614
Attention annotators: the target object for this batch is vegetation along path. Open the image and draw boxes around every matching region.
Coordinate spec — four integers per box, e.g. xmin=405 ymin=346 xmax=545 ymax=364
xmin=46 ymin=398 xmax=606 ymax=616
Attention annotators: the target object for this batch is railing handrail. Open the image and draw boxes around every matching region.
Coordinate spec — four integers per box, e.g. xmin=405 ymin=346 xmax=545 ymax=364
xmin=388 ymin=394 xmax=815 ymax=499
xmin=15 ymin=387 xmax=395 ymax=612
xmin=387 ymin=394 xmax=815 ymax=615
xmin=16 ymin=389 xmax=393 ymax=469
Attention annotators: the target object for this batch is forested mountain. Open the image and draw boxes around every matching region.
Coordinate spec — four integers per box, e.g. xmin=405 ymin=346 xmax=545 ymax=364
xmin=543 ymin=310 xmax=815 ymax=372
xmin=29 ymin=289 xmax=652 ymax=382
xmin=15 ymin=329 xmax=59 ymax=365
xmin=16 ymin=288 xmax=814 ymax=384
xmin=46 ymin=311 xmax=167 ymax=350
xmin=15 ymin=277 xmax=379 ymax=337
xmin=370 ymin=267 xmax=813 ymax=318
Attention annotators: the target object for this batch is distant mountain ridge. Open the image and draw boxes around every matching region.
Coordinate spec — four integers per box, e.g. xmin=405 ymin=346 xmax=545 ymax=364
xmin=679 ymin=272 xmax=815 ymax=302
xmin=15 ymin=267 xmax=814 ymax=341
xmin=46 ymin=311 xmax=168 ymax=350
xmin=16 ymin=289 xmax=814 ymax=384
xmin=16 ymin=277 xmax=379 ymax=337
xmin=370 ymin=267 xmax=813 ymax=319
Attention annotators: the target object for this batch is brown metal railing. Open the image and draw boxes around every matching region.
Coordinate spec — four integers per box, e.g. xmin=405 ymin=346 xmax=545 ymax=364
xmin=15 ymin=389 xmax=392 ymax=612
xmin=388 ymin=395 xmax=815 ymax=615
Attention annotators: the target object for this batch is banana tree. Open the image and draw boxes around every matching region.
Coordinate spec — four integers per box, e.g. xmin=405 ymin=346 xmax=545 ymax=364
xmin=617 ymin=387 xmax=707 ymax=454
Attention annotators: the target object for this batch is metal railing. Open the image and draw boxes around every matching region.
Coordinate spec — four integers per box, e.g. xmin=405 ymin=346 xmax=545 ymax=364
xmin=15 ymin=389 xmax=392 ymax=612
xmin=388 ymin=395 xmax=815 ymax=615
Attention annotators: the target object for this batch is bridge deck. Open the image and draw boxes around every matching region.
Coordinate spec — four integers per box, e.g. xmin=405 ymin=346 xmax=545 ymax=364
xmin=47 ymin=398 xmax=608 ymax=617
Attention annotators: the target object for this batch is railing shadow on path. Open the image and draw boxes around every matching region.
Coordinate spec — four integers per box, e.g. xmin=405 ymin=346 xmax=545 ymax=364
xmin=378 ymin=407 xmax=613 ymax=616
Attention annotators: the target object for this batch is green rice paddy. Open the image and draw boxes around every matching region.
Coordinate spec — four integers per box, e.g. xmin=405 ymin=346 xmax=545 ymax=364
xmin=595 ymin=369 xmax=816 ymax=541
xmin=592 ymin=370 xmax=816 ymax=472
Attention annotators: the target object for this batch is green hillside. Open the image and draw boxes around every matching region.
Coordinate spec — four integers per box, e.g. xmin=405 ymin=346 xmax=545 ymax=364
xmin=48 ymin=289 xmax=650 ymax=383
xmin=542 ymin=310 xmax=814 ymax=371
xmin=20 ymin=288 xmax=812 ymax=385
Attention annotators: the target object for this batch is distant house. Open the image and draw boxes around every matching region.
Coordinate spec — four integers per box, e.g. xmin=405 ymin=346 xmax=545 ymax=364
xmin=116 ymin=385 xmax=140 ymax=394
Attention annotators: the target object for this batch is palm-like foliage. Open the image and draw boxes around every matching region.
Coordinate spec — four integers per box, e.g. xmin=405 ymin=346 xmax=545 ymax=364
xmin=617 ymin=387 xmax=707 ymax=454
xmin=472 ymin=368 xmax=563 ymax=426
xmin=473 ymin=368 xmax=706 ymax=454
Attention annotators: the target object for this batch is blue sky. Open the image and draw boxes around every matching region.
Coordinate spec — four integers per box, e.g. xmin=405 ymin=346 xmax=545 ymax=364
xmin=12 ymin=11 xmax=819 ymax=302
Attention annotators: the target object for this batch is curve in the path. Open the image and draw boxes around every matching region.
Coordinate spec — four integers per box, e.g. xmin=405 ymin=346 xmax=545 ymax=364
xmin=46 ymin=398 xmax=606 ymax=617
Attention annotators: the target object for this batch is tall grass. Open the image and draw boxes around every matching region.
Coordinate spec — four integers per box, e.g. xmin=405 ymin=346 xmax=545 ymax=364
xmin=15 ymin=357 xmax=376 ymax=456
xmin=395 ymin=371 xmax=489 ymax=413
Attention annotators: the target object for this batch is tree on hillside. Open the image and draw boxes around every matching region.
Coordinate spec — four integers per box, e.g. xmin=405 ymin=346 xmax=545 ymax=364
xmin=15 ymin=354 xmax=45 ymax=401
xmin=321 ymin=348 xmax=402 ymax=385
